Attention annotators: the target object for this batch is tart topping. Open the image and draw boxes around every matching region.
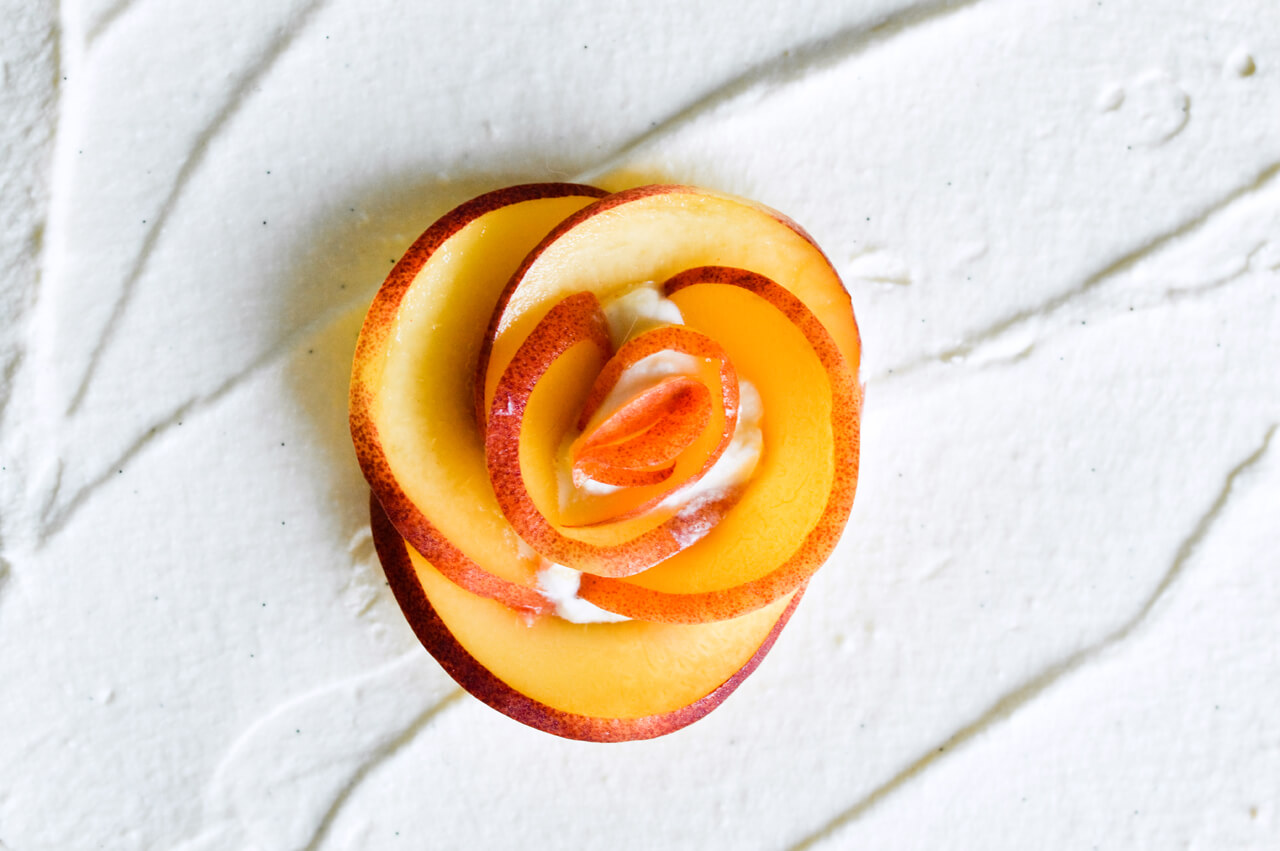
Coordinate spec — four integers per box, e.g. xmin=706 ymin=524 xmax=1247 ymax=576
xmin=351 ymin=183 xmax=862 ymax=739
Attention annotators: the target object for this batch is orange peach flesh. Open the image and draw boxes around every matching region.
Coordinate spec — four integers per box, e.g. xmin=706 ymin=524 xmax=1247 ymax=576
xmin=556 ymin=326 xmax=740 ymax=528
xmin=350 ymin=184 xmax=606 ymax=611
xmin=485 ymin=294 xmax=743 ymax=578
xmin=371 ymin=494 xmax=802 ymax=741
xmin=564 ymin=278 xmax=834 ymax=604
xmin=572 ymin=375 xmax=711 ymax=483
xmin=479 ymin=186 xmax=860 ymax=424
xmin=577 ymin=266 xmax=861 ymax=623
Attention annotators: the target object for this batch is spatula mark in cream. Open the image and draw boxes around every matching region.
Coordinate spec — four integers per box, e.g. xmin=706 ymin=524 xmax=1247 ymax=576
xmin=170 ymin=651 xmax=462 ymax=851
xmin=339 ymin=526 xmax=404 ymax=652
xmin=0 ymin=345 xmax=29 ymax=467
xmin=845 ymin=248 xmax=912 ymax=289
xmin=787 ymin=424 xmax=1278 ymax=851
xmin=83 ymin=0 xmax=142 ymax=50
xmin=1 ymin=220 xmax=47 ymax=432
xmin=39 ymin=294 xmax=370 ymax=542
xmin=878 ymin=159 xmax=1280 ymax=382
xmin=577 ymin=0 xmax=989 ymax=184
xmin=64 ymin=0 xmax=331 ymax=418
xmin=1094 ymin=83 xmax=1124 ymax=113
xmin=342 ymin=525 xmax=387 ymax=619
xmin=1256 ymin=238 xmax=1280 ymax=271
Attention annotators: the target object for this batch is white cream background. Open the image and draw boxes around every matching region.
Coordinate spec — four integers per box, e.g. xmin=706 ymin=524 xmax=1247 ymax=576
xmin=1 ymin=0 xmax=1278 ymax=848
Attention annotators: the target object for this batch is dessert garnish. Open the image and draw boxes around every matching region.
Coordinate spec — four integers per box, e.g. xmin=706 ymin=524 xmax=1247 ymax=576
xmin=351 ymin=183 xmax=862 ymax=740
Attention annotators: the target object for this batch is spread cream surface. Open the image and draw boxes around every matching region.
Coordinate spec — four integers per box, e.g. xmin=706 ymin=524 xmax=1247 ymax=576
xmin=1 ymin=0 xmax=1279 ymax=848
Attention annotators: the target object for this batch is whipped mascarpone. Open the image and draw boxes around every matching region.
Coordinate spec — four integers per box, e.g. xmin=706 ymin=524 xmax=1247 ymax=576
xmin=535 ymin=562 xmax=631 ymax=624
xmin=2 ymin=0 xmax=1278 ymax=848
xmin=601 ymin=281 xmax=685 ymax=350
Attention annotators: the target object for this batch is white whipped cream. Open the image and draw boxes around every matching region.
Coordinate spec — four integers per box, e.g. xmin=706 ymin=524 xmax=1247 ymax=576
xmin=659 ymin=378 xmax=763 ymax=514
xmin=3 ymin=0 xmax=1279 ymax=849
xmin=516 ymin=538 xmax=630 ymax=624
xmin=601 ymin=281 xmax=685 ymax=350
xmin=535 ymin=562 xmax=631 ymax=624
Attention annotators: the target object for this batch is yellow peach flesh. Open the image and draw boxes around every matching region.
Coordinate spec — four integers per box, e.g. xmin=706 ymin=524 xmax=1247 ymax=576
xmin=487 ymin=294 xmax=743 ymax=577
xmin=353 ymin=188 xmax=604 ymax=605
xmin=482 ymin=186 xmax=860 ymax=418
xmin=413 ymin=545 xmax=794 ymax=718
xmin=578 ymin=267 xmax=861 ymax=622
xmin=524 ymin=326 xmax=735 ymax=531
xmin=585 ymin=282 xmax=833 ymax=594
xmin=370 ymin=496 xmax=800 ymax=739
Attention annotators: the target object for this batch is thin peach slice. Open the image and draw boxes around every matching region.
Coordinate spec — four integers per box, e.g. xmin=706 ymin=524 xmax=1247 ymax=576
xmin=478 ymin=185 xmax=860 ymax=426
xmin=350 ymin=183 xmax=606 ymax=612
xmin=577 ymin=266 xmax=862 ymax=623
xmin=573 ymin=458 xmax=677 ymax=490
xmin=569 ymin=375 xmax=710 ymax=492
xmin=573 ymin=375 xmax=712 ymax=482
xmin=578 ymin=329 xmax=738 ymax=433
xmin=557 ymin=326 xmax=740 ymax=529
xmin=486 ymin=294 xmax=742 ymax=578
xmin=371 ymin=494 xmax=802 ymax=742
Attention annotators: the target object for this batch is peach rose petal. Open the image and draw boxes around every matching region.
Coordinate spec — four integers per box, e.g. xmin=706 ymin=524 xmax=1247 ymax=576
xmin=577 ymin=265 xmax=862 ymax=622
xmin=485 ymin=295 xmax=743 ymax=578
xmin=572 ymin=376 xmax=712 ymax=488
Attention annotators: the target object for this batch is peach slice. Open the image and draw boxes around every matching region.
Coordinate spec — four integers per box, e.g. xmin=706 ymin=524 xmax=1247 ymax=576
xmin=572 ymin=375 xmax=711 ymax=486
xmin=575 ymin=266 xmax=862 ymax=623
xmin=477 ymin=185 xmax=860 ymax=424
xmin=573 ymin=457 xmax=677 ymax=490
xmin=353 ymin=183 xmax=861 ymax=739
xmin=485 ymin=293 xmax=743 ymax=577
xmin=371 ymin=494 xmax=802 ymax=742
xmin=471 ymin=185 xmax=860 ymax=622
xmin=350 ymin=183 xmax=607 ymax=612
xmin=557 ymin=326 xmax=741 ymax=528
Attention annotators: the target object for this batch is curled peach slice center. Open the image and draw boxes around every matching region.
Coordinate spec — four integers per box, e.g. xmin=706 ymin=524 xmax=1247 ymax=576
xmin=561 ymin=325 xmax=743 ymax=525
xmin=571 ymin=375 xmax=712 ymax=489
xmin=486 ymin=295 xmax=747 ymax=578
